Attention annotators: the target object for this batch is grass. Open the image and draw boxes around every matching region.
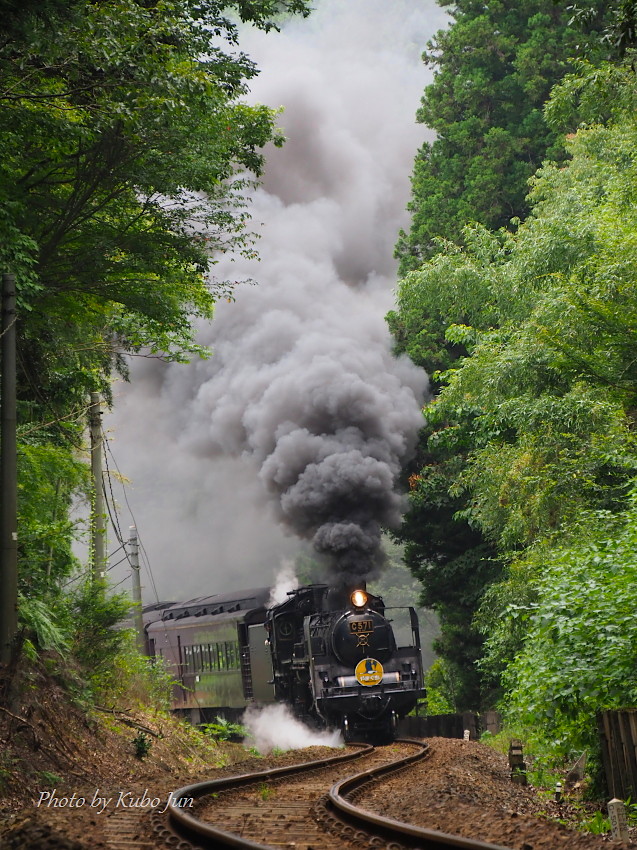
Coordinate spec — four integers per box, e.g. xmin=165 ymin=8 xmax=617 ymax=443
xmin=581 ymin=811 xmax=610 ymax=834
xmin=258 ymin=783 xmax=274 ymax=801
xmin=39 ymin=771 xmax=62 ymax=786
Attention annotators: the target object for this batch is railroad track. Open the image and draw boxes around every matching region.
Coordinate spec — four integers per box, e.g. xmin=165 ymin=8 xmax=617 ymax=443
xmin=152 ymin=738 xmax=513 ymax=850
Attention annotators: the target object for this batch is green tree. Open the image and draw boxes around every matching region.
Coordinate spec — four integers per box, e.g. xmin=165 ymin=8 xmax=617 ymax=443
xmin=391 ymin=56 xmax=637 ymax=709
xmin=503 ymin=493 xmax=637 ymax=757
xmin=0 ymin=0 xmax=310 ymax=656
xmin=431 ymin=109 xmax=637 ymax=545
xmin=388 ymin=227 xmax=522 ymax=709
xmin=1 ymin=0 xmax=310 ymax=384
xmin=395 ymin=0 xmax=608 ymax=274
xmin=394 ymin=432 xmax=500 ymax=710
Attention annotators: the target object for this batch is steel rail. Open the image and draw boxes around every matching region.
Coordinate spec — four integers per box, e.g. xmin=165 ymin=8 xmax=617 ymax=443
xmin=164 ymin=742 xmax=372 ymax=848
xmin=328 ymin=737 xmax=512 ymax=850
xmin=164 ymin=738 xmax=514 ymax=850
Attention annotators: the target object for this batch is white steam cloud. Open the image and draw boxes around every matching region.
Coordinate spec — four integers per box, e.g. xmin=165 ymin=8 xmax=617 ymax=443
xmin=242 ymin=704 xmax=343 ymax=754
xmin=105 ymin=0 xmax=446 ymax=597
xmin=268 ymin=560 xmax=299 ymax=607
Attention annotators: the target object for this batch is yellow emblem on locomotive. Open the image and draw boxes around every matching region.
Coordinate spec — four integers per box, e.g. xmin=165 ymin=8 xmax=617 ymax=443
xmin=354 ymin=657 xmax=383 ymax=686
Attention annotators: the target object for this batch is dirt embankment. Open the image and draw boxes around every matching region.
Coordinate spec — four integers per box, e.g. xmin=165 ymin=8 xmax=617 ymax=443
xmin=0 ymin=667 xmax=633 ymax=849
xmin=358 ymin=736 xmax=635 ymax=849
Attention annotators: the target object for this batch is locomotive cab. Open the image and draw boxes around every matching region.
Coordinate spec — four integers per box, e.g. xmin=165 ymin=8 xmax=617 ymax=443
xmin=266 ymin=585 xmax=330 ymax=719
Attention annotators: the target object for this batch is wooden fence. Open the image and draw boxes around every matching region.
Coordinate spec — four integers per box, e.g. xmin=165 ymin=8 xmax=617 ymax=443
xmin=398 ymin=711 xmax=501 ymax=740
xmin=398 ymin=708 xmax=637 ymax=799
xmin=598 ymin=710 xmax=637 ymax=799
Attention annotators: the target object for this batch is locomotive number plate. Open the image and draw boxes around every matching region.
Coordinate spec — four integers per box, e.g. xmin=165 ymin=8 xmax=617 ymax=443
xmin=349 ymin=620 xmax=373 ymax=634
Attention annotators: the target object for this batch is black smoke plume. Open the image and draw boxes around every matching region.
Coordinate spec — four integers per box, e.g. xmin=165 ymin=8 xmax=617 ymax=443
xmin=107 ymin=0 xmax=443 ymax=595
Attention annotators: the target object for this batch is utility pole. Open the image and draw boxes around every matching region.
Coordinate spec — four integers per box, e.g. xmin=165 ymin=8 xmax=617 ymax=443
xmin=129 ymin=526 xmax=145 ymax=653
xmin=0 ymin=272 xmax=18 ymax=664
xmin=88 ymin=392 xmax=106 ymax=579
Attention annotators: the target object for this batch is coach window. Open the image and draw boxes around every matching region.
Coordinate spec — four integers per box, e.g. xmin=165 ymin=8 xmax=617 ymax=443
xmin=183 ymin=645 xmax=192 ymax=673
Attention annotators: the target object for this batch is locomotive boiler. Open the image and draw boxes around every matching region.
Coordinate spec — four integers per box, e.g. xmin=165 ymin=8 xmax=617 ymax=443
xmin=144 ymin=582 xmax=425 ymax=742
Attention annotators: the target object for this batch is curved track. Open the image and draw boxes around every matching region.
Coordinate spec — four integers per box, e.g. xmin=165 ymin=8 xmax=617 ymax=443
xmin=156 ymin=738 xmax=513 ymax=850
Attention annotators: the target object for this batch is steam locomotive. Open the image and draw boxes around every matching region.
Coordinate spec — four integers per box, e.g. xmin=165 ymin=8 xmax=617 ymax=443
xmin=142 ymin=583 xmax=425 ymax=742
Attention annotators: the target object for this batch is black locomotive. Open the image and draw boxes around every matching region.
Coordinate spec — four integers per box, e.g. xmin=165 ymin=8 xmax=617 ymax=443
xmin=143 ymin=583 xmax=425 ymax=742
xmin=266 ymin=584 xmax=425 ymax=740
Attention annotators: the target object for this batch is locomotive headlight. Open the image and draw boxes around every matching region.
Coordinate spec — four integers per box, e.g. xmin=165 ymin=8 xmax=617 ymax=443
xmin=350 ymin=589 xmax=368 ymax=609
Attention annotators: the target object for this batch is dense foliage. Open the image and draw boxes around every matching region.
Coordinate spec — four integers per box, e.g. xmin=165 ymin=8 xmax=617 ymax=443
xmin=391 ymin=0 xmax=637 ymax=756
xmin=394 ymin=0 xmax=610 ymax=275
xmin=388 ymin=0 xmax=610 ymax=710
xmin=503 ymin=498 xmax=637 ymax=756
xmin=1 ymin=0 xmax=309 ymax=671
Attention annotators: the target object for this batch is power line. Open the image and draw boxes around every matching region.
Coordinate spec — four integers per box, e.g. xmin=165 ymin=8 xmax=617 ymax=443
xmin=61 ymin=568 xmax=92 ymax=589
xmin=137 ymin=532 xmax=161 ymax=604
xmin=110 ymin=572 xmax=133 ymax=590
xmin=107 ymin=554 xmax=130 ymax=571
xmin=101 ymin=430 xmax=128 ymax=550
xmin=107 ymin=542 xmax=126 ymax=559
xmin=97 ymin=425 xmax=183 ymax=688
xmin=61 ymin=551 xmax=127 ymax=589
xmin=100 ymin=434 xmax=178 ymax=667
xmin=101 ymin=431 xmax=161 ymax=605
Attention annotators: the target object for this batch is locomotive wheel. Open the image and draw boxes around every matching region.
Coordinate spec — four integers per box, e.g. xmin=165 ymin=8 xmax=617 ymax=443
xmin=378 ymin=711 xmax=399 ymax=744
